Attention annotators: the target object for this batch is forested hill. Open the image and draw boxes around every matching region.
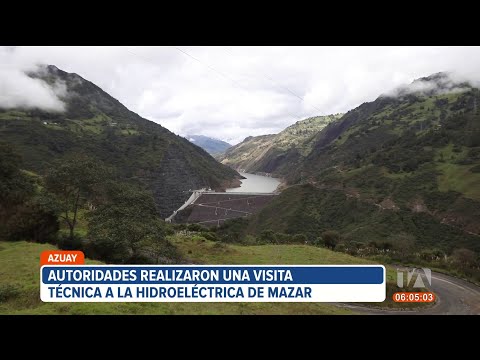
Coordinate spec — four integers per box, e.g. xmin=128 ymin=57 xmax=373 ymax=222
xmin=218 ymin=114 xmax=342 ymax=174
xmin=245 ymin=72 xmax=480 ymax=255
xmin=0 ymin=65 xmax=240 ymax=217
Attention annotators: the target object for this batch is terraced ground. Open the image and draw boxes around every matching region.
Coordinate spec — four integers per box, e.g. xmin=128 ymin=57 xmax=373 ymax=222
xmin=177 ymin=194 xmax=276 ymax=227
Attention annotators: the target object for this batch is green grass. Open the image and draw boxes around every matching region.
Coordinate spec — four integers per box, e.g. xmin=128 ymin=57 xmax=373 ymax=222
xmin=120 ymin=129 xmax=139 ymax=135
xmin=381 ymin=168 xmax=410 ymax=179
xmin=0 ymin=241 xmax=353 ymax=315
xmin=21 ymin=169 xmax=41 ymax=178
xmin=372 ymin=108 xmax=391 ymax=119
xmin=432 ymin=144 xmax=480 ymax=201
xmin=437 ymin=162 xmax=480 ymax=201
xmin=172 ymin=235 xmax=424 ymax=309
xmin=435 ymin=143 xmax=469 ymax=162
xmin=172 ymin=235 xmax=372 ymax=265
xmin=0 ymin=111 xmax=30 ymax=121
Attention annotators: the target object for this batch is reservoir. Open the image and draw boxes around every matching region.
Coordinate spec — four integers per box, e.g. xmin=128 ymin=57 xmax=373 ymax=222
xmin=226 ymin=172 xmax=280 ymax=193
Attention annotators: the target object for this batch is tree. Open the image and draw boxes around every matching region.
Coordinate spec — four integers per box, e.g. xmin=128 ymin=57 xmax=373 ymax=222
xmin=6 ymin=194 xmax=59 ymax=243
xmin=45 ymin=155 xmax=108 ymax=241
xmin=322 ymin=230 xmax=341 ymax=250
xmin=0 ymin=142 xmax=58 ymax=243
xmin=216 ymin=218 xmax=249 ymax=243
xmin=85 ymin=182 xmax=176 ymax=264
xmin=0 ymin=142 xmax=35 ymax=210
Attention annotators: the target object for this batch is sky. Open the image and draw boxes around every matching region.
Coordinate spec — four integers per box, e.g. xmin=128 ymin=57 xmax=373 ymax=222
xmin=2 ymin=46 xmax=480 ymax=144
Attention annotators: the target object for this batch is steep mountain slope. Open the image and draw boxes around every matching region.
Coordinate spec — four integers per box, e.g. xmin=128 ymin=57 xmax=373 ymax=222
xmin=186 ymin=135 xmax=231 ymax=155
xmin=247 ymin=73 xmax=480 ymax=253
xmin=218 ymin=114 xmax=342 ymax=175
xmin=0 ymin=65 xmax=240 ymax=217
xmin=217 ymin=134 xmax=276 ymax=172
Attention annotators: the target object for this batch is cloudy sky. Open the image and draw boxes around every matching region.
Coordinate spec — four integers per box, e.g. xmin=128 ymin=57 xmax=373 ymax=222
xmin=2 ymin=46 xmax=480 ymax=144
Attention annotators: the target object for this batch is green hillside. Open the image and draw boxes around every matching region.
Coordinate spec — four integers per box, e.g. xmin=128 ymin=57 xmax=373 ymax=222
xmin=217 ymin=134 xmax=276 ymax=171
xmin=0 ymin=65 xmax=240 ymax=218
xmin=288 ymin=73 xmax=480 ymax=236
xmin=227 ymin=73 xmax=480 ymax=274
xmin=218 ymin=114 xmax=342 ymax=175
xmin=247 ymin=184 xmax=480 ymax=253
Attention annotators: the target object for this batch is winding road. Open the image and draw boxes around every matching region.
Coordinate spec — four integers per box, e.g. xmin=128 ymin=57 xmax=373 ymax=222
xmin=341 ymin=270 xmax=480 ymax=315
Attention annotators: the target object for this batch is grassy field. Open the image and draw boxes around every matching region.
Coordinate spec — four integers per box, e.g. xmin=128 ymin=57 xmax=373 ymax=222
xmin=172 ymin=234 xmax=374 ymax=265
xmin=0 ymin=237 xmax=429 ymax=314
xmin=172 ymin=235 xmax=427 ymax=310
xmin=0 ymin=241 xmax=357 ymax=315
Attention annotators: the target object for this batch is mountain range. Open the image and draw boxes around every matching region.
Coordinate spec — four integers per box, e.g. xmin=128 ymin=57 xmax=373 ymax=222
xmin=222 ymin=72 xmax=480 ymax=254
xmin=2 ymin=65 xmax=479 ymax=255
xmin=0 ymin=65 xmax=240 ymax=218
xmin=218 ymin=114 xmax=342 ymax=175
xmin=186 ymin=135 xmax=231 ymax=155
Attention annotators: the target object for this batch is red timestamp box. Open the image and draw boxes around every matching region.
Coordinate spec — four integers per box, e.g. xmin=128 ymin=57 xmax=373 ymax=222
xmin=393 ymin=292 xmax=435 ymax=303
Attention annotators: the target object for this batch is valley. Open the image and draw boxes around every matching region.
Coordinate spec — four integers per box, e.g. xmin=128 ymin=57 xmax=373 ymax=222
xmin=1 ymin=55 xmax=479 ymax=315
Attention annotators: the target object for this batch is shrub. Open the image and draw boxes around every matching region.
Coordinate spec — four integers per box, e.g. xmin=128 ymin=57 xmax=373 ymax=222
xmin=322 ymin=230 xmax=341 ymax=250
xmin=5 ymin=199 xmax=59 ymax=243
xmin=470 ymin=164 xmax=480 ymax=173
xmin=275 ymin=233 xmax=292 ymax=243
xmin=172 ymin=224 xmax=188 ymax=230
xmin=134 ymin=239 xmax=182 ymax=264
xmin=419 ymin=249 xmax=436 ymax=261
xmin=187 ymin=223 xmax=207 ymax=232
xmin=292 ymin=233 xmax=308 ymax=243
xmin=242 ymin=235 xmax=257 ymax=245
xmin=215 ymin=218 xmax=249 ymax=243
xmin=389 ymin=232 xmax=416 ymax=258
xmin=335 ymin=243 xmax=346 ymax=252
xmin=57 ymin=233 xmax=84 ymax=251
xmin=213 ymin=242 xmax=227 ymax=249
xmin=346 ymin=247 xmax=358 ymax=256
xmin=164 ymin=225 xmax=175 ymax=236
xmin=350 ymin=241 xmax=364 ymax=249
xmin=259 ymin=230 xmax=276 ymax=243
xmin=201 ymin=232 xmax=219 ymax=242
xmin=190 ymin=235 xmax=206 ymax=242
xmin=451 ymin=248 xmax=477 ymax=270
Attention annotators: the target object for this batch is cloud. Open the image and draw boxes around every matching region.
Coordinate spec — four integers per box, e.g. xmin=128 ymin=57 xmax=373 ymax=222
xmin=385 ymin=71 xmax=473 ymax=98
xmin=0 ymin=50 xmax=66 ymax=112
xmin=2 ymin=46 xmax=480 ymax=143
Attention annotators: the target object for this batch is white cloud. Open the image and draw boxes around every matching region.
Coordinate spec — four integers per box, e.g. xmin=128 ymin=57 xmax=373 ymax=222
xmin=385 ymin=71 xmax=473 ymax=98
xmin=2 ymin=46 xmax=480 ymax=143
xmin=0 ymin=49 xmax=66 ymax=111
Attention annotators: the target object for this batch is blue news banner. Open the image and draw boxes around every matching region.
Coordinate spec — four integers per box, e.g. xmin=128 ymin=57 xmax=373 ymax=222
xmin=40 ymin=265 xmax=386 ymax=302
